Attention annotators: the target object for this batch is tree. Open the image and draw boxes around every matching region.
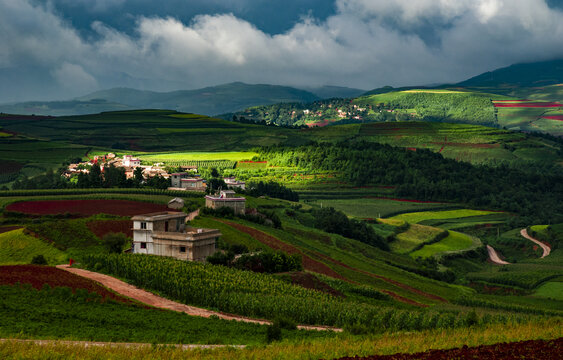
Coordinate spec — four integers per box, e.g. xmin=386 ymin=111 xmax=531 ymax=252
xmin=89 ymin=163 xmax=103 ymax=188
xmin=133 ymin=167 xmax=144 ymax=187
xmin=102 ymin=232 xmax=129 ymax=253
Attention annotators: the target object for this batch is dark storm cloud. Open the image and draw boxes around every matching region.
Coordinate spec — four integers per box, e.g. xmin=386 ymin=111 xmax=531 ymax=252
xmin=2 ymin=0 xmax=563 ymax=102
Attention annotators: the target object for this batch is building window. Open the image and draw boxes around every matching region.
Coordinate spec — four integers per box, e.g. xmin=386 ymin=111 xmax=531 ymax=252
xmin=140 ymin=222 xmax=147 ymax=230
xmin=180 ymin=246 xmax=186 ymax=253
xmin=140 ymin=242 xmax=146 ymax=249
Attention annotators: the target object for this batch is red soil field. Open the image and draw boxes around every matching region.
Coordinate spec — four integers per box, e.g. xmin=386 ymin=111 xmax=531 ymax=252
xmin=86 ymin=220 xmax=133 ymax=239
xmin=6 ymin=200 xmax=169 ymax=217
xmin=542 ymin=115 xmax=563 ymax=121
xmin=0 ymin=265 xmax=138 ymax=305
xmin=332 ymin=338 xmax=562 ymax=360
xmin=493 ymin=102 xmax=562 ymax=108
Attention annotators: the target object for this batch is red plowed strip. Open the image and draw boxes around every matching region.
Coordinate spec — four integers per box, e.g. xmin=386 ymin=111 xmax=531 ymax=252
xmin=0 ymin=265 xmax=138 ymax=305
xmin=218 ymin=220 xmax=346 ymax=280
xmin=219 ymin=220 xmax=433 ymax=307
xmin=6 ymin=200 xmax=169 ymax=217
xmin=332 ymin=338 xmax=562 ymax=360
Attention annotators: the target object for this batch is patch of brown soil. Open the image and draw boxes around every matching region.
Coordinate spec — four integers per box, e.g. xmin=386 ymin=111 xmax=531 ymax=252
xmin=6 ymin=200 xmax=169 ymax=217
xmin=331 ymin=338 xmax=562 ymax=360
xmin=0 ymin=265 xmax=139 ymax=305
xmin=284 ymin=271 xmax=345 ymax=298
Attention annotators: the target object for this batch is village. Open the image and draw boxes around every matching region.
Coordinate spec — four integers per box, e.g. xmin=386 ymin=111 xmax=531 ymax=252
xmin=63 ymin=153 xmax=246 ymax=192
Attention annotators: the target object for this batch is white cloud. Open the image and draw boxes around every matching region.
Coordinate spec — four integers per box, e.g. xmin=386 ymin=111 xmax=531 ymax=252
xmin=2 ymin=0 xmax=563 ymax=102
xmin=51 ymin=62 xmax=98 ymax=92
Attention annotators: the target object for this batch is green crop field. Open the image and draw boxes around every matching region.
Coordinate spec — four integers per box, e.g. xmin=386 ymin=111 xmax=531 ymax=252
xmin=0 ymin=229 xmax=67 ymax=265
xmin=533 ymin=279 xmax=563 ymax=301
xmin=308 ymin=198 xmax=459 ymax=219
xmin=410 ymin=231 xmax=478 ymax=259
xmin=389 ymin=224 xmax=446 ymax=254
xmin=137 ymin=151 xmax=257 ymax=162
xmin=390 ymin=209 xmax=500 ymax=224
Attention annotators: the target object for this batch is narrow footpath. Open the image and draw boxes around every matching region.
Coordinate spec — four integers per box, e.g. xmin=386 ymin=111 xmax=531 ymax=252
xmin=486 ymin=245 xmax=510 ymax=265
xmin=520 ymin=229 xmax=551 ymax=258
xmin=56 ymin=265 xmax=342 ymax=332
xmin=0 ymin=338 xmax=243 ymax=349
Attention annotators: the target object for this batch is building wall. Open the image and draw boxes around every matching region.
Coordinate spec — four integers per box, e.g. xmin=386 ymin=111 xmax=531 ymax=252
xmin=205 ymin=198 xmax=245 ymax=214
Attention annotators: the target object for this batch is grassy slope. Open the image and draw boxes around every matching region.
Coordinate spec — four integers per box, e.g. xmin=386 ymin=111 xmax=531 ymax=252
xmin=410 ymin=231 xmax=477 ymax=259
xmin=0 ymin=229 xmax=67 ymax=265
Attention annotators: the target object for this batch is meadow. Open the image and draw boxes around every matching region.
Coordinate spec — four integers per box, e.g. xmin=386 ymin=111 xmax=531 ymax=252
xmin=410 ymin=231 xmax=478 ymax=259
xmin=0 ymin=229 xmax=67 ymax=265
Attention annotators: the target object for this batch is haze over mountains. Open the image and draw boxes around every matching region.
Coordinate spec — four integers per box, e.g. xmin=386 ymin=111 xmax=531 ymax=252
xmin=0 ymin=83 xmax=365 ymax=117
xmin=1 ymin=59 xmax=563 ymax=117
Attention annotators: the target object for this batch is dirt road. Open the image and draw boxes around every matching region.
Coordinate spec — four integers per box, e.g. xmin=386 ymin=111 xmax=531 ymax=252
xmin=486 ymin=245 xmax=510 ymax=265
xmin=56 ymin=265 xmax=341 ymax=332
xmin=520 ymin=229 xmax=551 ymax=258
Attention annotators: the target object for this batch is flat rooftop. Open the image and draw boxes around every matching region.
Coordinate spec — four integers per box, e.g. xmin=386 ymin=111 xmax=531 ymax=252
xmin=131 ymin=211 xmax=187 ymax=221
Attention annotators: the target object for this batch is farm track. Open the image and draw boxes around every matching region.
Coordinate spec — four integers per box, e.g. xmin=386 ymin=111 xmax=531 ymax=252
xmin=56 ymin=265 xmax=342 ymax=332
xmin=486 ymin=245 xmax=510 ymax=265
xmin=0 ymin=339 xmax=245 ymax=349
xmin=520 ymin=229 xmax=551 ymax=258
xmin=219 ymin=220 xmax=440 ymax=307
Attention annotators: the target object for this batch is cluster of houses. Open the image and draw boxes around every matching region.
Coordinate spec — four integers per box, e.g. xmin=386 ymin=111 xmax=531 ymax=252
xmin=64 ymin=153 xmax=246 ymax=193
xmin=131 ymin=189 xmax=247 ymax=262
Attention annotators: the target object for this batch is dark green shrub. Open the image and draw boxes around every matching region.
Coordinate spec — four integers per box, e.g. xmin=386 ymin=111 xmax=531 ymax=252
xmin=30 ymin=255 xmax=47 ymax=265
xmin=102 ymin=232 xmax=129 ymax=253
xmin=266 ymin=323 xmax=282 ymax=343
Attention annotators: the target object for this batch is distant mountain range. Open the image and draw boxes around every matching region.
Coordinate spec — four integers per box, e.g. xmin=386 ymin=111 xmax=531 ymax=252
xmin=0 ymin=82 xmax=365 ymax=117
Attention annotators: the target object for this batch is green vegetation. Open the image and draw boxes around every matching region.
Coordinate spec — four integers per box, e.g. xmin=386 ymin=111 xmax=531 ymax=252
xmin=533 ymin=280 xmax=563 ymax=301
xmin=138 ymin=151 xmax=257 ymax=162
xmin=0 ymin=284 xmax=323 ymax=344
xmin=390 ymin=224 xmax=446 ymax=254
xmin=391 ymin=209 xmax=499 ymax=224
xmin=0 ymin=229 xmax=67 ymax=265
xmin=411 ymin=231 xmax=477 ymax=259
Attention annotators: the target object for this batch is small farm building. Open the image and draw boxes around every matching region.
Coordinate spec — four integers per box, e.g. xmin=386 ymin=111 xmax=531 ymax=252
xmin=205 ymin=190 xmax=246 ymax=214
xmin=131 ymin=211 xmax=220 ymax=262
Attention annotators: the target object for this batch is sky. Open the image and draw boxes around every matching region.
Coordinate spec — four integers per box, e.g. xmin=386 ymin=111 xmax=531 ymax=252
xmin=2 ymin=0 xmax=563 ymax=103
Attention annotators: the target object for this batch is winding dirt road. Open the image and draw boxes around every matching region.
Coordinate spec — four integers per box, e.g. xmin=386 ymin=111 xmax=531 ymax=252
xmin=520 ymin=229 xmax=551 ymax=258
xmin=486 ymin=245 xmax=510 ymax=265
xmin=56 ymin=265 xmax=341 ymax=332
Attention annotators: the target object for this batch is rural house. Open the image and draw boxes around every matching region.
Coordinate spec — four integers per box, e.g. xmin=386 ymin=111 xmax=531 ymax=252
xmin=131 ymin=211 xmax=221 ymax=262
xmin=205 ymin=190 xmax=246 ymax=214
xmin=224 ymin=177 xmax=246 ymax=190
xmin=122 ymin=155 xmax=141 ymax=167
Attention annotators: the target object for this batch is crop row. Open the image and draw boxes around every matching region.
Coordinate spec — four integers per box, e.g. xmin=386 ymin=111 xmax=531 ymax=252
xmin=83 ymin=254 xmax=530 ymax=330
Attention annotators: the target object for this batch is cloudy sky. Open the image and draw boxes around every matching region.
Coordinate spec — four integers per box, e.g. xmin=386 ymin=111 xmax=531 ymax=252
xmin=2 ymin=0 xmax=563 ymax=102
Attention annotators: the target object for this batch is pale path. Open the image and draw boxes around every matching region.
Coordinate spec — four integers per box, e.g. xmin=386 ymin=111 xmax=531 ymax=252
xmin=520 ymin=229 xmax=551 ymax=258
xmin=56 ymin=265 xmax=341 ymax=332
xmin=0 ymin=338 xmax=244 ymax=349
xmin=486 ymin=245 xmax=510 ymax=265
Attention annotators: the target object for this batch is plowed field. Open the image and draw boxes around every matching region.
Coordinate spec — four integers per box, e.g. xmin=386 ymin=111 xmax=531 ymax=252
xmin=6 ymin=200 xmax=168 ymax=216
xmin=86 ymin=220 xmax=133 ymax=239
xmin=333 ymin=338 xmax=562 ymax=360
xmin=0 ymin=265 xmax=137 ymax=305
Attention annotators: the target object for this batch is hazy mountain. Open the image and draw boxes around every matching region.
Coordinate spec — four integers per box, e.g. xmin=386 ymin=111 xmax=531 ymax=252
xmin=0 ymin=82 xmax=320 ymax=117
xmin=457 ymin=59 xmax=563 ymax=87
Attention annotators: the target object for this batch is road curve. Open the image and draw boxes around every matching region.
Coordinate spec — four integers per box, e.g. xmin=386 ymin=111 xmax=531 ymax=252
xmin=520 ymin=229 xmax=551 ymax=258
xmin=486 ymin=245 xmax=510 ymax=265
xmin=56 ymin=265 xmax=342 ymax=332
